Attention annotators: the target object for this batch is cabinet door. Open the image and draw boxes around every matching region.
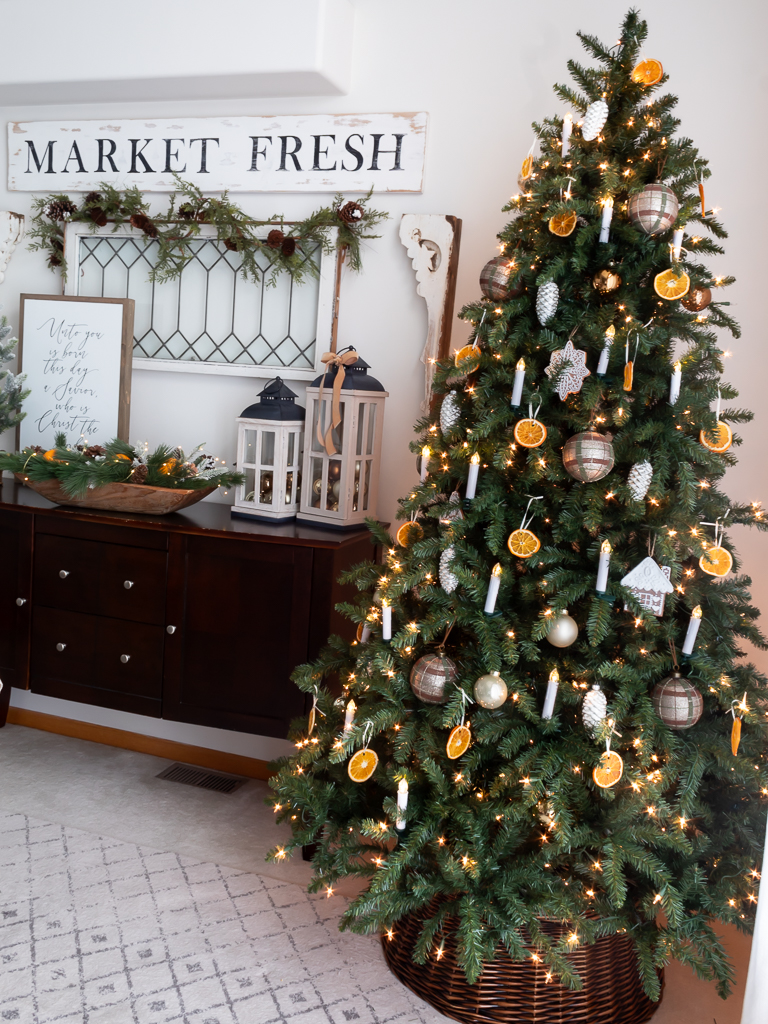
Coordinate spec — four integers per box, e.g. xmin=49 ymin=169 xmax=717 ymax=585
xmin=0 ymin=509 xmax=33 ymax=694
xmin=163 ymin=535 xmax=313 ymax=737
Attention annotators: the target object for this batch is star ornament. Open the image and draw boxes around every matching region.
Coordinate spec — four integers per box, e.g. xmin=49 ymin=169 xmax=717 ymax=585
xmin=545 ymin=339 xmax=591 ymax=400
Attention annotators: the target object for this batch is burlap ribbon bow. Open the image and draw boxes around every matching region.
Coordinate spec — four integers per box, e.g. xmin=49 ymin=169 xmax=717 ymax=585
xmin=317 ymin=349 xmax=359 ymax=455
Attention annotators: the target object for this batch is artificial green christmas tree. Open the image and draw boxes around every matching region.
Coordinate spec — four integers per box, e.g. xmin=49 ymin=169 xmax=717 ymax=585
xmin=269 ymin=10 xmax=767 ymax=1009
xmin=0 ymin=315 xmax=27 ymax=435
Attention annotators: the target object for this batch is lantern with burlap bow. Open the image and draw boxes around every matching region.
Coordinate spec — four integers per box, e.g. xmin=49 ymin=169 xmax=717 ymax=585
xmin=297 ymin=347 xmax=388 ymax=528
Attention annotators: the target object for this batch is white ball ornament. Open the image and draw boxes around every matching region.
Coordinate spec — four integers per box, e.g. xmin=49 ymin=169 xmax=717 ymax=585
xmin=546 ymin=610 xmax=579 ymax=648
xmin=474 ymin=671 xmax=508 ymax=709
xmin=440 ymin=392 xmax=461 ymax=436
xmin=582 ymin=684 xmax=608 ymax=738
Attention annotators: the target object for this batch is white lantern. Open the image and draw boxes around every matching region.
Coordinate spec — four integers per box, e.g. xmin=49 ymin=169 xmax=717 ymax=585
xmin=297 ymin=348 xmax=388 ymax=529
xmin=231 ymin=377 xmax=305 ymax=522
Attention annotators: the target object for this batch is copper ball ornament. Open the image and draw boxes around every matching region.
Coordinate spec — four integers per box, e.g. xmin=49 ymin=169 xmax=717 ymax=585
xmin=410 ymin=653 xmax=459 ymax=705
xmin=592 ymin=268 xmax=622 ymax=293
xmin=651 ymin=672 xmax=703 ymax=730
xmin=562 ymin=432 xmax=615 ymax=483
xmin=546 ymin=610 xmax=579 ymax=648
xmin=628 ymin=183 xmax=680 ymax=236
xmin=479 ymin=257 xmax=524 ymax=302
xmin=473 ymin=671 xmax=508 ymax=709
xmin=681 ymin=286 xmax=712 ymax=312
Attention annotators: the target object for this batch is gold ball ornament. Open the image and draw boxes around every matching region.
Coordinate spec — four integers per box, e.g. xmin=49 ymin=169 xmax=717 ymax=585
xmin=409 ymin=653 xmax=459 ymax=705
xmin=473 ymin=671 xmax=508 ymax=709
xmin=592 ymin=269 xmax=622 ymax=293
xmin=651 ymin=672 xmax=703 ymax=730
xmin=681 ymin=286 xmax=712 ymax=312
xmin=546 ymin=610 xmax=579 ymax=648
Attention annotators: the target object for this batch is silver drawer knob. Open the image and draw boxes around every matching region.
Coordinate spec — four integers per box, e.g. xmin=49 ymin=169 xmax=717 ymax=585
xmin=59 ymin=570 xmax=70 ymax=579
xmin=15 ymin=598 xmax=26 ymax=606
xmin=120 ymin=654 xmax=131 ymax=664
xmin=123 ymin=580 xmax=134 ymax=590
xmin=166 ymin=625 xmax=176 ymax=635
xmin=56 ymin=643 xmax=66 ymax=652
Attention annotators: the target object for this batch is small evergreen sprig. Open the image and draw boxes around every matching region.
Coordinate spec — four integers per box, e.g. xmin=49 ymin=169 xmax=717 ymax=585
xmin=0 ymin=434 xmax=244 ymax=498
xmin=27 ymin=178 xmax=388 ymax=284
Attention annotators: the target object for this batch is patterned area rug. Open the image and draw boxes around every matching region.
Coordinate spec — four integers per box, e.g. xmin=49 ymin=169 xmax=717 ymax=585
xmin=0 ymin=812 xmax=446 ymax=1024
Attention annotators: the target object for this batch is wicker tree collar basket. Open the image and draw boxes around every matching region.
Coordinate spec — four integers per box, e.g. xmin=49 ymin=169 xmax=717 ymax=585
xmin=381 ymin=903 xmax=662 ymax=1024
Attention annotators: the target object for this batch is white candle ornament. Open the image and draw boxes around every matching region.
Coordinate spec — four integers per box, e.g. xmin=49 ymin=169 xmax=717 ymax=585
xmin=511 ymin=358 xmax=526 ymax=407
xmin=561 ymin=113 xmax=573 ymax=157
xmin=382 ymin=600 xmax=392 ymax=641
xmin=599 ymin=197 xmax=614 ymax=244
xmin=682 ymin=605 xmax=703 ymax=656
xmin=465 ymin=452 xmax=481 ymax=500
xmin=484 ymin=563 xmax=502 ymax=615
xmin=396 ymin=777 xmax=409 ymax=830
xmin=360 ymin=622 xmax=371 ymax=643
xmin=597 ymin=325 xmax=615 ymax=376
xmin=672 ymin=227 xmax=685 ymax=261
xmin=343 ymin=699 xmax=356 ymax=734
xmin=542 ymin=668 xmax=560 ymax=720
xmin=669 ymin=361 xmax=682 ymax=405
xmin=596 ymin=540 xmax=612 ymax=593
xmin=419 ymin=446 xmax=430 ymax=484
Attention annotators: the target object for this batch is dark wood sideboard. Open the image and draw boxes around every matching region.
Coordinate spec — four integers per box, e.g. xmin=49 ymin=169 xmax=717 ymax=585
xmin=0 ymin=480 xmax=374 ymax=739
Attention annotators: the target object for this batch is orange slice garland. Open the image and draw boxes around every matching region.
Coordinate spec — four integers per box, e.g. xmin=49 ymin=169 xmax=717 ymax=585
xmin=592 ymin=750 xmax=624 ymax=789
xmin=507 ymin=528 xmax=541 ymax=559
xmin=549 ymin=211 xmax=578 ymax=237
xmin=446 ymin=724 xmax=471 ymax=760
xmin=654 ymin=269 xmax=690 ymax=301
xmin=631 ymin=59 xmax=664 ymax=86
xmin=348 ymin=748 xmax=379 ymax=783
xmin=513 ymin=418 xmax=547 ymax=448
xmin=699 ymin=545 xmax=733 ymax=577
xmin=699 ymin=422 xmax=732 ymax=453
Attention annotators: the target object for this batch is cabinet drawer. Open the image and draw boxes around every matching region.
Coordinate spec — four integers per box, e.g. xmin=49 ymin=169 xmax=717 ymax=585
xmin=31 ymin=606 xmax=163 ymax=715
xmin=33 ymin=534 xmax=167 ymax=624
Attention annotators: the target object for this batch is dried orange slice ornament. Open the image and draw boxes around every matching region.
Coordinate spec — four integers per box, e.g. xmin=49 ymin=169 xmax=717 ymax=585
xmin=699 ymin=421 xmax=732 ymax=453
xmin=549 ymin=211 xmax=578 ymax=237
xmin=446 ymin=724 xmax=471 ymax=760
xmin=699 ymin=545 xmax=733 ymax=577
xmin=623 ymin=362 xmax=634 ymax=392
xmin=507 ymin=528 xmax=540 ymax=559
xmin=520 ymin=155 xmax=534 ymax=181
xmin=396 ymin=520 xmax=424 ymax=548
xmin=514 ymin=418 xmax=547 ymax=448
xmin=654 ymin=268 xmax=690 ymax=301
xmin=731 ymin=716 xmax=742 ymax=756
xmin=592 ymin=750 xmax=624 ymax=789
xmin=631 ymin=59 xmax=663 ymax=86
xmin=454 ymin=344 xmax=479 ymax=368
xmin=348 ymin=748 xmax=379 ymax=783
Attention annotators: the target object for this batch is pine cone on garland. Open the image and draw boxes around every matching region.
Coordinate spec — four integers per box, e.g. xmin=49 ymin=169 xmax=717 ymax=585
xmin=46 ymin=199 xmax=78 ymax=221
xmin=83 ymin=445 xmax=106 ymax=458
xmin=266 ymin=229 xmax=285 ymax=249
xmin=129 ymin=213 xmax=158 ymax=239
xmin=281 ymin=238 xmax=297 ymax=257
xmin=177 ymin=203 xmax=196 ymax=221
xmin=337 ymin=201 xmax=364 ymax=224
xmin=84 ymin=192 xmax=102 ymax=205
xmin=89 ymin=207 xmax=108 ymax=227
xmin=130 ymin=463 xmax=148 ymax=484
xmin=224 ymin=238 xmax=239 ymax=252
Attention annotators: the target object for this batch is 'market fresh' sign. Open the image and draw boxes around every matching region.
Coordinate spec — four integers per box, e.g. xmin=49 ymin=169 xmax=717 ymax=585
xmin=8 ymin=113 xmax=427 ymax=193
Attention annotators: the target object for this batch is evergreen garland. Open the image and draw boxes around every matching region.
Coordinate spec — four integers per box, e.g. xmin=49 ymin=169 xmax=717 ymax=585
xmin=266 ymin=10 xmax=767 ymax=1001
xmin=27 ymin=177 xmax=388 ymax=283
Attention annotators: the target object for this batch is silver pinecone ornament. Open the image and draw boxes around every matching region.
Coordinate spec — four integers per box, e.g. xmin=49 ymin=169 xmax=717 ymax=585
xmin=536 ymin=281 xmax=559 ymax=325
xmin=440 ymin=391 xmax=461 ymax=436
xmin=582 ymin=684 xmax=607 ymax=738
xmin=627 ymin=460 xmax=653 ymax=501
xmin=581 ymin=99 xmax=609 ymax=142
xmin=439 ymin=545 xmax=459 ymax=593
xmin=439 ymin=490 xmax=465 ymax=525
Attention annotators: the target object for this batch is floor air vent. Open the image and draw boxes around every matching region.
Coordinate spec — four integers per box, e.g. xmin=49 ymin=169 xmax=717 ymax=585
xmin=156 ymin=762 xmax=248 ymax=794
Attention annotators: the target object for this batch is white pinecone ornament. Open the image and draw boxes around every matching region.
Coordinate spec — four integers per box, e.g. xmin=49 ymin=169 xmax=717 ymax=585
xmin=439 ymin=545 xmax=459 ymax=593
xmin=440 ymin=392 xmax=461 ymax=436
xmin=582 ymin=684 xmax=607 ymax=738
xmin=581 ymin=98 xmax=609 ymax=142
xmin=627 ymin=460 xmax=653 ymax=501
xmin=536 ymin=281 xmax=559 ymax=325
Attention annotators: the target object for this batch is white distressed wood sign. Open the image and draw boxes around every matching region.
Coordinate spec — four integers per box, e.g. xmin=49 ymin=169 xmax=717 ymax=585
xmin=18 ymin=294 xmax=134 ymax=449
xmin=8 ymin=113 xmax=427 ymax=193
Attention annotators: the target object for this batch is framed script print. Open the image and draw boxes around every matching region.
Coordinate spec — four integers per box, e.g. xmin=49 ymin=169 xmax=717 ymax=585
xmin=18 ymin=294 xmax=134 ymax=450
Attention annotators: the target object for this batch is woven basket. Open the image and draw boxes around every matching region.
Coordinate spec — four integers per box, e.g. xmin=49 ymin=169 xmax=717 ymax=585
xmin=381 ymin=905 xmax=662 ymax=1024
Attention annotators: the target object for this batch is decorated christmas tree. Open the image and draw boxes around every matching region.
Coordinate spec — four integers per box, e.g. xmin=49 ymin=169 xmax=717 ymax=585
xmin=269 ymin=10 xmax=767 ymax=1003
xmin=0 ymin=314 xmax=27 ymax=436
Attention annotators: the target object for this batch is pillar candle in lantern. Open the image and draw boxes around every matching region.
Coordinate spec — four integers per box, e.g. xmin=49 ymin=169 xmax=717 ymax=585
xmin=682 ymin=605 xmax=703 ymax=655
xmin=396 ymin=778 xmax=409 ymax=830
xmin=511 ymin=358 xmax=526 ymax=407
xmin=669 ymin=361 xmax=682 ymax=405
xmin=596 ymin=540 xmax=612 ymax=593
xmin=484 ymin=563 xmax=502 ymax=615
xmin=599 ymin=198 xmax=614 ymax=244
xmin=419 ymin=446 xmax=430 ymax=484
xmin=561 ymin=113 xmax=573 ymax=157
xmin=542 ymin=668 xmax=560 ymax=720
xmin=382 ymin=600 xmax=392 ymax=641
xmin=465 ymin=452 xmax=481 ymax=499
xmin=343 ymin=699 xmax=356 ymax=733
xmin=597 ymin=326 xmax=615 ymax=376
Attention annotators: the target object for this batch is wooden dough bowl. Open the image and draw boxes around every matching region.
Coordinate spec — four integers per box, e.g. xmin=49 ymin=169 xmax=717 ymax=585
xmin=15 ymin=475 xmax=216 ymax=515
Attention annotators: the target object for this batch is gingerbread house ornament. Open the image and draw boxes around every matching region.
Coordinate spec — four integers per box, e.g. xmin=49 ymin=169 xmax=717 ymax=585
xmin=621 ymin=557 xmax=673 ymax=617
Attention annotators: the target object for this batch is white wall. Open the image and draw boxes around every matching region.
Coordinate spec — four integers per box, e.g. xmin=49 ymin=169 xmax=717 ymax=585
xmin=4 ymin=0 xmax=768 ymax=755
